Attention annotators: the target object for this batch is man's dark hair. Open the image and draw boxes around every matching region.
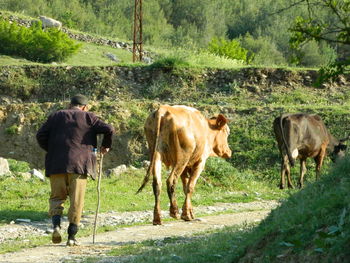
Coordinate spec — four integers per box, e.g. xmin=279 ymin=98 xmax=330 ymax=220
xmin=70 ymin=94 xmax=88 ymax=106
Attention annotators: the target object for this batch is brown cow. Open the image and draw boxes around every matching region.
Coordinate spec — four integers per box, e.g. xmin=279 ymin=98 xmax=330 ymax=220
xmin=273 ymin=113 xmax=347 ymax=189
xmin=137 ymin=105 xmax=232 ymax=225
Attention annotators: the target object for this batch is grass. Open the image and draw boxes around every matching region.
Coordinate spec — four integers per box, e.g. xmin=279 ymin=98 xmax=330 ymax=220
xmin=0 ymin=165 xmax=284 ymax=224
xmin=0 ymin=161 xmax=286 ymax=254
xmin=0 ymin=41 xmax=133 ymax=66
xmin=1 ymin=9 xmax=350 ymax=261
xmin=77 ymin=157 xmax=350 ymax=263
xmin=105 ymin=228 xmax=247 ymax=263
xmin=229 ymin=156 xmax=350 ymax=262
xmin=0 ymin=41 xmax=248 ymax=69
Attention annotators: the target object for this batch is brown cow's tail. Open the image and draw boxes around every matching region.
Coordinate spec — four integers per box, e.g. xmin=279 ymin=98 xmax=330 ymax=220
xmin=136 ymin=109 xmax=162 ymax=194
xmin=280 ymin=113 xmax=295 ymax=167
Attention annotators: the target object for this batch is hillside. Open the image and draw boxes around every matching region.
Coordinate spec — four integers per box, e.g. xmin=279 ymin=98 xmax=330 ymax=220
xmin=1 ymin=0 xmax=347 ymax=68
xmin=1 ymin=65 xmax=350 ymax=175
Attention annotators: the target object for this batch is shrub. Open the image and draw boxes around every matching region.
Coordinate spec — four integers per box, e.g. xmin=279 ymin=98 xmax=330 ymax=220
xmin=298 ymin=40 xmax=337 ymax=67
xmin=207 ymin=37 xmax=250 ymax=63
xmin=149 ymin=55 xmax=190 ymax=70
xmin=240 ymin=34 xmax=287 ymax=66
xmin=0 ymin=18 xmax=81 ymax=63
xmin=204 ymin=157 xmax=237 ymax=180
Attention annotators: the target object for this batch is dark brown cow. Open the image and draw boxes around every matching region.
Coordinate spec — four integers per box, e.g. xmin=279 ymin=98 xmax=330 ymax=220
xmin=273 ymin=113 xmax=347 ymax=189
xmin=137 ymin=105 xmax=232 ymax=225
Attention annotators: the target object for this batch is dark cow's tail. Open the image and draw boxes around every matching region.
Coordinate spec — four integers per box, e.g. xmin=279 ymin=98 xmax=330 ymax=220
xmin=279 ymin=113 xmax=295 ymax=167
xmin=136 ymin=109 xmax=162 ymax=194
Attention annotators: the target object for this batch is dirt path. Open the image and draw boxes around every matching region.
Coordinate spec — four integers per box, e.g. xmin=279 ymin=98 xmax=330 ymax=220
xmin=0 ymin=201 xmax=277 ymax=263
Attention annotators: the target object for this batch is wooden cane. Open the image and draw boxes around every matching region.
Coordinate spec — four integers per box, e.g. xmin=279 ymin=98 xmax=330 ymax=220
xmin=93 ymin=151 xmax=103 ymax=244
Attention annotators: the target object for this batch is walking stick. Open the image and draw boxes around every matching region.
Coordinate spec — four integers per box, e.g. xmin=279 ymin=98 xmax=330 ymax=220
xmin=93 ymin=150 xmax=104 ymax=244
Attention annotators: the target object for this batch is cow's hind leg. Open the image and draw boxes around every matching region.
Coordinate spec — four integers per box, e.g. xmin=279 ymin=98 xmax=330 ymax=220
xmin=298 ymin=158 xmax=307 ymax=188
xmin=314 ymin=147 xmax=326 ymax=181
xmin=166 ymin=164 xmax=187 ymax=219
xmin=152 ymin=153 xmax=162 ymax=225
xmin=280 ymin=155 xmax=293 ymax=189
xmin=181 ymin=161 xmax=205 ymax=221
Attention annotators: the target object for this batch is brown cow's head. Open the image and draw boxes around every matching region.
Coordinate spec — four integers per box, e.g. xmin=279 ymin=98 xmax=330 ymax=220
xmin=210 ymin=114 xmax=232 ymax=158
xmin=330 ymin=142 xmax=347 ymax=162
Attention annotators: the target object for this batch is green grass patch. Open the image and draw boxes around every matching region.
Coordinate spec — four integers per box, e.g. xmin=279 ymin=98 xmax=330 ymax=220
xmin=229 ymin=156 xmax=350 ymax=262
xmin=0 ymin=41 xmax=133 ymax=66
xmin=103 ymin=225 xmax=250 ymax=263
xmin=80 ymin=158 xmax=350 ymax=263
xmin=0 ymin=165 xmax=283 ymax=223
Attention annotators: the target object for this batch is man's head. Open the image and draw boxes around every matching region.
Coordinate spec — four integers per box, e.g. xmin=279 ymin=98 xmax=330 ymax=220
xmin=70 ymin=94 xmax=88 ymax=111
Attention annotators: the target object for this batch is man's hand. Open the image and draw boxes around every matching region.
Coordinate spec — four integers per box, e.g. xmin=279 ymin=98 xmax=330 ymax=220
xmin=100 ymin=146 xmax=110 ymax=155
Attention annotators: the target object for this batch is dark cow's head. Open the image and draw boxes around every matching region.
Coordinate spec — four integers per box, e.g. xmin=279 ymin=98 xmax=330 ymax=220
xmin=330 ymin=141 xmax=347 ymax=162
xmin=209 ymin=114 xmax=232 ymax=159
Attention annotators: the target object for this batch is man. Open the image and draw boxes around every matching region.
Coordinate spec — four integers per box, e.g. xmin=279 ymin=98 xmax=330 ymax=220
xmin=36 ymin=94 xmax=114 ymax=246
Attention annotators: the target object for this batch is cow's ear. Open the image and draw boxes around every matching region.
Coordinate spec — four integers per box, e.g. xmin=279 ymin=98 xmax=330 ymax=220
xmin=216 ymin=114 xmax=228 ymax=129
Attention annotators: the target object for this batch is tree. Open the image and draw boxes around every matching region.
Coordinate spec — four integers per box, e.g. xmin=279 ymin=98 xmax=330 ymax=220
xmin=289 ymin=0 xmax=350 ymax=83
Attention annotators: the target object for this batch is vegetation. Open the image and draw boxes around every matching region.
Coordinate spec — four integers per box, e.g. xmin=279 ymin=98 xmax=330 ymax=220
xmin=1 ymin=0 xmax=348 ymax=67
xmin=69 ymin=157 xmax=349 ymax=263
xmin=0 ymin=18 xmax=80 ymax=62
xmin=0 ymin=0 xmax=349 ymax=260
xmin=289 ymin=0 xmax=350 ymax=82
xmin=0 ymin=156 xmax=282 ymax=224
xmin=207 ymin=37 xmax=250 ymax=63
xmin=1 ymin=79 xmax=350 ymax=257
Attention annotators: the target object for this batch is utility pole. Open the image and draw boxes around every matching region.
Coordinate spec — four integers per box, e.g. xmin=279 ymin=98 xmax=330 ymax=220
xmin=133 ymin=0 xmax=143 ymax=62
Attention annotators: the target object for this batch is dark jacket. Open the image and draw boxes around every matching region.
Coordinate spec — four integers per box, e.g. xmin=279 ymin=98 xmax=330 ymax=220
xmin=36 ymin=108 xmax=114 ymax=179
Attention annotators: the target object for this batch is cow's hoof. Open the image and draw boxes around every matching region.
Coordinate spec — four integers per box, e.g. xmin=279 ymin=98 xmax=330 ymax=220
xmin=170 ymin=212 xmax=180 ymax=219
xmin=153 ymin=220 xmax=162 ymax=225
xmin=279 ymin=185 xmax=285 ymax=190
xmin=181 ymin=214 xmax=193 ymax=221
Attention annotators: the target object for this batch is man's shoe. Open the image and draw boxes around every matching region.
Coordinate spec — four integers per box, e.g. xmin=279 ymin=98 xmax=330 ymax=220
xmin=52 ymin=226 xmax=62 ymax=244
xmin=66 ymin=238 xmax=79 ymax=246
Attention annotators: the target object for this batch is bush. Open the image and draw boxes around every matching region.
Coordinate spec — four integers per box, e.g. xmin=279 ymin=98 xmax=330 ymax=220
xmin=149 ymin=55 xmax=190 ymax=70
xmin=240 ymin=34 xmax=287 ymax=66
xmin=0 ymin=18 xmax=81 ymax=63
xmin=207 ymin=37 xmax=251 ymax=63
xmin=298 ymin=40 xmax=337 ymax=67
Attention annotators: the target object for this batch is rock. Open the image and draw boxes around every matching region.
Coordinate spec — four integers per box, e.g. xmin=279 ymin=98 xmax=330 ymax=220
xmin=39 ymin=15 xmax=62 ymax=30
xmin=106 ymin=165 xmax=127 ymax=177
xmin=46 ymin=228 xmax=54 ymax=234
xmin=0 ymin=157 xmax=10 ymax=176
xmin=142 ymin=56 xmax=152 ymax=64
xmin=105 ymin=53 xmax=120 ymax=62
xmin=15 ymin=219 xmax=31 ymax=223
xmin=30 ymin=169 xmax=45 ymax=181
xmin=142 ymin=160 xmax=150 ymax=169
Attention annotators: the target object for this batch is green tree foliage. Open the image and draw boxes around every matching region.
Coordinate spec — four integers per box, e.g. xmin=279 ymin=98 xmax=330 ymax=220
xmin=240 ymin=34 xmax=287 ymax=66
xmin=207 ymin=37 xmax=250 ymax=63
xmin=289 ymin=0 xmax=350 ymax=80
xmin=296 ymin=40 xmax=337 ymax=67
xmin=0 ymin=0 xmax=349 ymax=68
xmin=0 ymin=19 xmax=81 ymax=63
xmin=163 ymin=0 xmax=228 ymax=47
